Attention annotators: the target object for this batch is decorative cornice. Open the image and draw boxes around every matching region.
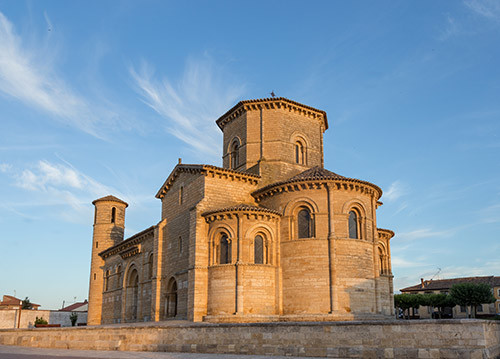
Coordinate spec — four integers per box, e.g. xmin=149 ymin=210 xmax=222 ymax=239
xmin=252 ymin=178 xmax=382 ymax=202
xmin=215 ymin=97 xmax=328 ymax=131
xmin=155 ymin=164 xmax=260 ymax=199
xmin=99 ymin=226 xmax=155 ymax=259
xmin=377 ymin=228 xmax=395 ymax=240
xmin=119 ymin=245 xmax=140 ymax=259
xmin=202 ymin=204 xmax=281 ymax=223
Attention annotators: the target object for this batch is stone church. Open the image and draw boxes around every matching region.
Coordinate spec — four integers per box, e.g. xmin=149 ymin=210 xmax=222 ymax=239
xmin=87 ymin=97 xmax=395 ymax=325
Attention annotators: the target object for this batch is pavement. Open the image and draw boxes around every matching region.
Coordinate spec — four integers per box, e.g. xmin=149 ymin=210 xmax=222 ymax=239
xmin=0 ymin=345 xmax=324 ymax=359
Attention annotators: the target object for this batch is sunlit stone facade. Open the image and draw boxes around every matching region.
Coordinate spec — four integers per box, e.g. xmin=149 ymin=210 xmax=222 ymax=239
xmin=87 ymin=97 xmax=394 ymax=325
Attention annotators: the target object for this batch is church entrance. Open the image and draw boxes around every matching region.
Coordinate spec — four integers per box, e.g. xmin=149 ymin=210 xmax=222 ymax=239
xmin=165 ymin=277 xmax=177 ymax=318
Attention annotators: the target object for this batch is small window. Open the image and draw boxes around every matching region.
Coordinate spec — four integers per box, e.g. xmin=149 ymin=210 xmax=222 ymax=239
xmin=117 ymin=266 xmax=122 ymax=288
xmin=219 ymin=234 xmax=231 ymax=264
xmin=254 ymin=235 xmax=264 ymax=264
xmin=179 ymin=236 xmax=183 ymax=254
xmin=295 ymin=142 xmax=305 ymax=164
xmin=94 ymin=273 xmax=96 ymax=280
xmin=477 ymin=304 xmax=483 ymax=312
xmin=111 ymin=207 xmax=116 ymax=224
xmin=96 ymin=241 xmax=98 ymax=249
xmin=105 ymin=270 xmax=110 ymax=291
xmin=179 ymin=186 xmax=183 ymax=205
xmin=348 ymin=210 xmax=359 ymax=239
xmin=298 ymin=208 xmax=313 ymax=238
xmin=460 ymin=305 xmax=466 ymax=313
xmin=148 ymin=254 xmax=154 ymax=279
xmin=231 ymin=141 xmax=239 ymax=169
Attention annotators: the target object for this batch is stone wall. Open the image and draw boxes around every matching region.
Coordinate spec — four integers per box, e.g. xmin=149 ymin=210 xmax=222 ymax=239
xmin=0 ymin=320 xmax=498 ymax=358
xmin=0 ymin=310 xmax=87 ymax=329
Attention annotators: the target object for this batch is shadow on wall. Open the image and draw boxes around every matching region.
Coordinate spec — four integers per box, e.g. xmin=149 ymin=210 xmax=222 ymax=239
xmin=341 ymin=276 xmax=394 ymax=319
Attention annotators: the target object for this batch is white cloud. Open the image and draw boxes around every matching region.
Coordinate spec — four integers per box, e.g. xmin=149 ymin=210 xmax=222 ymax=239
xmin=0 ymin=163 xmax=12 ymax=173
xmin=464 ymin=0 xmax=500 ymax=21
xmin=480 ymin=203 xmax=500 ymax=223
xmin=0 ymin=11 xmax=116 ymax=138
xmin=129 ymin=56 xmax=245 ymax=159
xmin=439 ymin=15 xmax=459 ymax=41
xmin=13 ymin=160 xmax=116 ymax=211
xmin=383 ymin=180 xmax=408 ymax=202
xmin=396 ymin=227 xmax=456 ymax=242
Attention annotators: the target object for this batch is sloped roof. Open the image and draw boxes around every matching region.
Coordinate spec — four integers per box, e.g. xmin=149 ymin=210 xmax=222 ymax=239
xmin=92 ymin=195 xmax=128 ymax=207
xmin=401 ymin=276 xmax=500 ymax=292
xmin=60 ymin=300 xmax=88 ymax=312
xmin=287 ymin=166 xmax=346 ymax=181
xmin=252 ymin=166 xmax=382 ymax=199
xmin=216 ymin=97 xmax=328 ymax=131
xmin=202 ymin=204 xmax=282 ymax=217
xmin=155 ymin=164 xmax=260 ymax=199
xmin=0 ymin=295 xmax=40 ymax=308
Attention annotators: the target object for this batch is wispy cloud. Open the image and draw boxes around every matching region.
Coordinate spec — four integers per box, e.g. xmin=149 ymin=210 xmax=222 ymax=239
xmin=439 ymin=15 xmax=459 ymax=41
xmin=396 ymin=227 xmax=456 ymax=242
xmin=0 ymin=11 xmax=119 ymax=138
xmin=383 ymin=180 xmax=408 ymax=202
xmin=8 ymin=160 xmax=117 ymax=214
xmin=129 ymin=56 xmax=245 ymax=159
xmin=464 ymin=0 xmax=500 ymax=21
xmin=479 ymin=203 xmax=500 ymax=223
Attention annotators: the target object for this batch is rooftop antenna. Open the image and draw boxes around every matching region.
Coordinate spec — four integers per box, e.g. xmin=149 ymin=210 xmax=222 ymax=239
xmin=270 ymin=91 xmax=276 ymax=98
xmin=430 ymin=267 xmax=442 ymax=281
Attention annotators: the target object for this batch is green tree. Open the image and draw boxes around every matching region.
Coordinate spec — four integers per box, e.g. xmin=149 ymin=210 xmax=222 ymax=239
xmin=69 ymin=312 xmax=78 ymax=326
xmin=21 ymin=297 xmax=32 ymax=309
xmin=394 ymin=294 xmax=419 ymax=319
xmin=450 ymin=283 xmax=495 ymax=318
xmin=428 ymin=293 xmax=456 ymax=319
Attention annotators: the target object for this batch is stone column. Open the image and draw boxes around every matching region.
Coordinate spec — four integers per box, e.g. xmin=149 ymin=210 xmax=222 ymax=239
xmin=235 ymin=214 xmax=243 ymax=314
xmin=326 ymin=183 xmax=337 ymax=312
xmin=152 ymin=219 xmax=166 ymax=322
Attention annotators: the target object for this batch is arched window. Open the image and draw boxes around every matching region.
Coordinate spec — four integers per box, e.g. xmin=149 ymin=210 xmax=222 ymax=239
xmin=147 ymin=253 xmax=154 ymax=279
xmin=254 ymin=235 xmax=264 ymax=264
xmin=166 ymin=278 xmax=178 ymax=318
xmin=116 ymin=266 xmax=122 ymax=288
xmin=219 ymin=234 xmax=231 ymax=264
xmin=298 ymin=208 xmax=313 ymax=238
xmin=111 ymin=207 xmax=116 ymax=224
xmin=348 ymin=210 xmax=360 ymax=239
xmin=230 ymin=140 xmax=239 ymax=169
xmin=295 ymin=141 xmax=305 ymax=165
xmin=126 ymin=268 xmax=139 ymax=321
xmin=105 ymin=270 xmax=110 ymax=291
xmin=378 ymin=247 xmax=385 ymax=275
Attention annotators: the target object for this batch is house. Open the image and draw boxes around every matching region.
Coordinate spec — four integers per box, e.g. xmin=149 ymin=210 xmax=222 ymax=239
xmin=0 ymin=295 xmax=40 ymax=310
xmin=400 ymin=276 xmax=500 ymax=318
xmin=59 ymin=300 xmax=88 ymax=312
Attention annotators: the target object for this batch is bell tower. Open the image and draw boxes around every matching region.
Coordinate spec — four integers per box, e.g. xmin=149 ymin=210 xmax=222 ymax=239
xmin=87 ymin=195 xmax=127 ymax=325
xmin=216 ymin=97 xmax=328 ymax=185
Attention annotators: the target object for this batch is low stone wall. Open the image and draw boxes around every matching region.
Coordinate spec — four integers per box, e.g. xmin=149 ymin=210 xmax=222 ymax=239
xmin=0 ymin=310 xmax=87 ymax=329
xmin=0 ymin=319 xmax=499 ymax=358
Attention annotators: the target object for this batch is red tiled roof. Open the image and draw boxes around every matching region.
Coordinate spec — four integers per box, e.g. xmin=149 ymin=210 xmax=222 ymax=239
xmin=0 ymin=295 xmax=40 ymax=308
xmin=60 ymin=300 xmax=88 ymax=312
xmin=252 ymin=166 xmax=383 ymax=199
xmin=92 ymin=195 xmax=128 ymax=207
xmin=202 ymin=204 xmax=282 ymax=217
xmin=400 ymin=276 xmax=500 ymax=292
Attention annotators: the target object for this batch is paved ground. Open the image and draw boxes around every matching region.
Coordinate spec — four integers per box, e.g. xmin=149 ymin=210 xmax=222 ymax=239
xmin=0 ymin=345 xmax=323 ymax=359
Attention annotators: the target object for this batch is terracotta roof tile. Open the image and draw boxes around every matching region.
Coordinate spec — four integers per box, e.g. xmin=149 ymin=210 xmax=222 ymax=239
xmin=400 ymin=276 xmax=500 ymax=292
xmin=92 ymin=195 xmax=128 ymax=207
xmin=202 ymin=204 xmax=281 ymax=217
xmin=60 ymin=300 xmax=88 ymax=312
xmin=253 ymin=166 xmax=382 ymax=199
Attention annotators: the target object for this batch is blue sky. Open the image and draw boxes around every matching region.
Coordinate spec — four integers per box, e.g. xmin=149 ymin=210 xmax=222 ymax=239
xmin=0 ymin=1 xmax=499 ymax=310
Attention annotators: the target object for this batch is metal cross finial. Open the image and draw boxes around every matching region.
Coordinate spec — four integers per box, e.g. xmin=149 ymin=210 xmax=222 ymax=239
xmin=270 ymin=91 xmax=276 ymax=98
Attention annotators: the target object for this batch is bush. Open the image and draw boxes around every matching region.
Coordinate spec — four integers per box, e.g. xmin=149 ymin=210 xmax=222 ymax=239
xmin=34 ymin=316 xmax=48 ymax=325
xmin=69 ymin=312 xmax=78 ymax=326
